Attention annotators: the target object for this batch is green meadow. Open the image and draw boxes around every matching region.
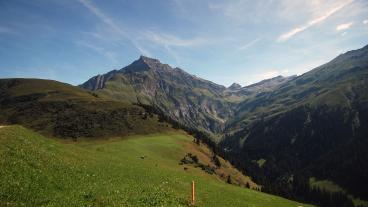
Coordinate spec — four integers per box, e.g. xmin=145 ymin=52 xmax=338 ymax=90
xmin=0 ymin=126 xmax=313 ymax=207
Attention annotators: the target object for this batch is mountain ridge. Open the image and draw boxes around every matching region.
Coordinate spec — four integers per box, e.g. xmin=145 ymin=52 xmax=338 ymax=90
xmin=80 ymin=55 xmax=298 ymax=138
xmin=80 ymin=56 xmax=234 ymax=137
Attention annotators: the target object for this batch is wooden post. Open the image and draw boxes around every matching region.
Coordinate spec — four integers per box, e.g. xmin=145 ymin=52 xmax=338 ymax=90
xmin=192 ymin=180 xmax=195 ymax=206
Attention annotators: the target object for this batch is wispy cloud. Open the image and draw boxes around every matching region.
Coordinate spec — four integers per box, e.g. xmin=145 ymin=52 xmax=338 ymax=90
xmin=131 ymin=40 xmax=152 ymax=57
xmin=336 ymin=22 xmax=353 ymax=31
xmin=238 ymin=38 xmax=261 ymax=50
xmin=144 ymin=31 xmax=206 ymax=48
xmin=77 ymin=0 xmax=205 ymax=61
xmin=364 ymin=19 xmax=368 ymax=24
xmin=142 ymin=31 xmax=208 ymax=63
xmin=77 ymin=0 xmax=126 ymax=36
xmin=77 ymin=0 xmax=144 ymax=57
xmin=278 ymin=0 xmax=353 ymax=42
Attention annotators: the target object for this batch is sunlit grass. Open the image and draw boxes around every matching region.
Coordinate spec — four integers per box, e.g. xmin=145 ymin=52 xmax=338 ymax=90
xmin=0 ymin=126 xmax=314 ymax=207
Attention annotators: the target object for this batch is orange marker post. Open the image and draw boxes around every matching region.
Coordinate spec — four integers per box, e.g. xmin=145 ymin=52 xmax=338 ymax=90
xmin=192 ymin=180 xmax=195 ymax=206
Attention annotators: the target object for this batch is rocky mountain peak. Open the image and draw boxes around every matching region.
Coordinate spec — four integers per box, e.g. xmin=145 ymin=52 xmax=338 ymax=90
xmin=228 ymin=83 xmax=242 ymax=90
xmin=138 ymin=55 xmax=161 ymax=65
xmin=122 ymin=55 xmax=171 ymax=73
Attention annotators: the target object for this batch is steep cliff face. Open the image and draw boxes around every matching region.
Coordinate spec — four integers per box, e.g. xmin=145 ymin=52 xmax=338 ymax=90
xmin=81 ymin=56 xmax=233 ymax=136
xmin=81 ymin=70 xmax=118 ymax=91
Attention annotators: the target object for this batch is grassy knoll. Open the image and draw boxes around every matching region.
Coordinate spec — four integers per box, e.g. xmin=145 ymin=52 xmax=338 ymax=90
xmin=0 ymin=126 xmax=313 ymax=207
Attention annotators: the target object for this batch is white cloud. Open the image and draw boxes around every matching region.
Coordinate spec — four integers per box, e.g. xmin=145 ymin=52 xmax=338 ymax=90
xmin=207 ymin=0 xmax=358 ymax=26
xmin=364 ymin=19 xmax=368 ymax=24
xmin=142 ymin=31 xmax=208 ymax=63
xmin=278 ymin=0 xmax=353 ymax=42
xmin=278 ymin=27 xmax=308 ymax=42
xmin=77 ymin=0 xmax=126 ymax=37
xmin=78 ymin=0 xmax=206 ymax=61
xmin=238 ymin=38 xmax=261 ymax=50
xmin=144 ymin=31 xmax=206 ymax=48
xmin=131 ymin=40 xmax=152 ymax=57
xmin=336 ymin=22 xmax=353 ymax=30
xmin=78 ymin=0 xmax=146 ymax=56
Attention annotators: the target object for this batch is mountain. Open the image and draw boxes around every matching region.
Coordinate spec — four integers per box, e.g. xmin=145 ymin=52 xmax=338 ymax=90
xmin=81 ymin=56 xmax=235 ymax=138
xmin=0 ymin=78 xmax=167 ymax=138
xmin=2 ymin=45 xmax=367 ymax=206
xmin=220 ymin=45 xmax=368 ymax=204
xmin=81 ymin=45 xmax=368 ymax=206
xmin=80 ymin=56 xmax=298 ymax=139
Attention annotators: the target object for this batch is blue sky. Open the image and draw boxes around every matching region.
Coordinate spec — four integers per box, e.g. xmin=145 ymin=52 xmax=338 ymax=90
xmin=0 ymin=0 xmax=367 ymax=86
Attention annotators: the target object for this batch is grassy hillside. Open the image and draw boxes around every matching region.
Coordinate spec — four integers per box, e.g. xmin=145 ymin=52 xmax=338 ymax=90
xmin=0 ymin=126 xmax=313 ymax=207
xmin=0 ymin=79 xmax=167 ymax=138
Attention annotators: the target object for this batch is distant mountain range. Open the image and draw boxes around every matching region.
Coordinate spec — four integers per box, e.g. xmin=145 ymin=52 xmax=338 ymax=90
xmin=80 ymin=56 xmax=295 ymax=139
xmin=1 ymin=44 xmax=367 ymax=207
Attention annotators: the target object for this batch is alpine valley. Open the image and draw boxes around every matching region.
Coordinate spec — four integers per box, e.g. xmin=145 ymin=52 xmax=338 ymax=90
xmin=1 ymin=44 xmax=368 ymax=207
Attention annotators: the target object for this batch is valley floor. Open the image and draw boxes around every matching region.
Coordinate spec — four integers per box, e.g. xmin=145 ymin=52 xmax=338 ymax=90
xmin=0 ymin=126 xmax=314 ymax=207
